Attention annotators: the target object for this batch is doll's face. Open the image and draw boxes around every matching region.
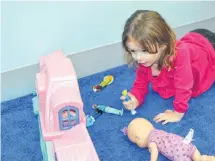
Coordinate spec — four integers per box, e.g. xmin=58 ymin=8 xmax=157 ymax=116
xmin=127 ymin=130 xmax=146 ymax=148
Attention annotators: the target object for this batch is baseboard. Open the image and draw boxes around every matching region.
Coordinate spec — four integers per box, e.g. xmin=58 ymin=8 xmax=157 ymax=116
xmin=1 ymin=17 xmax=215 ymax=103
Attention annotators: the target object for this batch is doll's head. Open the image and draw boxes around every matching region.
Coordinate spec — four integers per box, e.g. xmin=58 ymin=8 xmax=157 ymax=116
xmin=127 ymin=118 xmax=154 ymax=148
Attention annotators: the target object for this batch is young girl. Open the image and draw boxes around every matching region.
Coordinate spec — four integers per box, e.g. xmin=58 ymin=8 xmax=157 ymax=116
xmin=120 ymin=10 xmax=215 ymax=124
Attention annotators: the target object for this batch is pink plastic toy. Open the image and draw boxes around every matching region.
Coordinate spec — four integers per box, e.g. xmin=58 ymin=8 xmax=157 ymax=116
xmin=34 ymin=50 xmax=100 ymax=161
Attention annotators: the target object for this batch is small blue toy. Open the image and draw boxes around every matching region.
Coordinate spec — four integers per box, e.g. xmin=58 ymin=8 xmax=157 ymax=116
xmin=85 ymin=108 xmax=103 ymax=127
xmin=122 ymin=89 xmax=137 ymax=115
xmin=92 ymin=104 xmax=123 ymax=116
xmin=32 ymin=91 xmax=37 ymax=96
xmin=86 ymin=115 xmax=96 ymax=127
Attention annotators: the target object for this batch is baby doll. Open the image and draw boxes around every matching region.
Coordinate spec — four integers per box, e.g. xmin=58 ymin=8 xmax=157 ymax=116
xmin=122 ymin=118 xmax=215 ymax=161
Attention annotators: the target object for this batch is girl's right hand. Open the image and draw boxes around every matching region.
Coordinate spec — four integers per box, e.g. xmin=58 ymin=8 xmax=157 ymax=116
xmin=120 ymin=92 xmax=139 ymax=110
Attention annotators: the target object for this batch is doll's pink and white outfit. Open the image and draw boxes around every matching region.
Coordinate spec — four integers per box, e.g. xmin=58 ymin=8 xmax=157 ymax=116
xmin=148 ymin=129 xmax=196 ymax=161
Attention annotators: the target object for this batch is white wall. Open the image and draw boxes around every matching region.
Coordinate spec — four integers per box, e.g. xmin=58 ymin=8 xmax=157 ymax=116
xmin=1 ymin=1 xmax=215 ymax=72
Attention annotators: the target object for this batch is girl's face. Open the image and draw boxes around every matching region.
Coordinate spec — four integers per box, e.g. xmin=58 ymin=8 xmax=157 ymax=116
xmin=127 ymin=39 xmax=164 ymax=67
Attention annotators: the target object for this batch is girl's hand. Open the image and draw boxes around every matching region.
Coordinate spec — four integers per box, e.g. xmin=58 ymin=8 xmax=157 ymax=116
xmin=120 ymin=92 xmax=139 ymax=110
xmin=153 ymin=110 xmax=184 ymax=125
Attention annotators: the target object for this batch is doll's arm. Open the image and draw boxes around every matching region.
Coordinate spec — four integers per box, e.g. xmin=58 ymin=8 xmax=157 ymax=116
xmin=148 ymin=142 xmax=158 ymax=161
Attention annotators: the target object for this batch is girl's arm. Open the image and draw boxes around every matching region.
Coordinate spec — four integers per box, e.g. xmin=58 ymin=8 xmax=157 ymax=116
xmin=130 ymin=65 xmax=149 ymax=107
xmin=173 ymin=47 xmax=194 ymax=113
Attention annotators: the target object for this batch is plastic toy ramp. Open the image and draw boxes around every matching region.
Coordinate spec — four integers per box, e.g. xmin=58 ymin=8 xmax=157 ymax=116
xmin=53 ymin=123 xmax=100 ymax=161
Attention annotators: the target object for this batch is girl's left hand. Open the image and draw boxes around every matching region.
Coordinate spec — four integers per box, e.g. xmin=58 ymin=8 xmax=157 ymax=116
xmin=153 ymin=110 xmax=184 ymax=125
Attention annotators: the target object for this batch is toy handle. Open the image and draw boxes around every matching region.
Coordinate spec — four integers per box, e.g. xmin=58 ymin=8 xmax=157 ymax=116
xmin=123 ymin=92 xmax=137 ymax=115
xmin=131 ymin=109 xmax=137 ymax=115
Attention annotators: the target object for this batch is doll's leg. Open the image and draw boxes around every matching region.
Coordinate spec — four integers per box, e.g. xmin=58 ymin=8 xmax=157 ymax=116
xmin=192 ymin=149 xmax=201 ymax=161
xmin=200 ymin=155 xmax=215 ymax=161
xmin=192 ymin=148 xmax=215 ymax=161
xmin=104 ymin=106 xmax=123 ymax=116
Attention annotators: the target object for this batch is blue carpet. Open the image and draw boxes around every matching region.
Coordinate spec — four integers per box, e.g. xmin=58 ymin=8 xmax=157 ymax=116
xmin=1 ymin=65 xmax=215 ymax=161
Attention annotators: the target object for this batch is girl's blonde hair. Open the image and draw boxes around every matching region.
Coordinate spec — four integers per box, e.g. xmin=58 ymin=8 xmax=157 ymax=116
xmin=122 ymin=10 xmax=176 ymax=70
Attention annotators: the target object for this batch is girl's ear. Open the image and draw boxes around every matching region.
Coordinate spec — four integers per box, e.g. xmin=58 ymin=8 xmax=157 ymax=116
xmin=159 ymin=44 xmax=167 ymax=51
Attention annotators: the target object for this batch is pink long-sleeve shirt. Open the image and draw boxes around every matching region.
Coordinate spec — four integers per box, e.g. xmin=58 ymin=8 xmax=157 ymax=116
xmin=130 ymin=32 xmax=215 ymax=113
